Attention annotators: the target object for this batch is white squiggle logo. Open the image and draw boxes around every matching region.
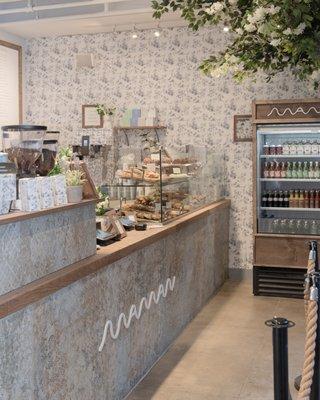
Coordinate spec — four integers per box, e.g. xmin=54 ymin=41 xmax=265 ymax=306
xmin=98 ymin=276 xmax=176 ymax=351
xmin=267 ymin=106 xmax=320 ymax=117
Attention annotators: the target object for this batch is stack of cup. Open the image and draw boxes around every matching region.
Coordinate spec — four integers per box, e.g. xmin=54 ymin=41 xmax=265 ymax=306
xmin=0 ymin=174 xmax=16 ymax=215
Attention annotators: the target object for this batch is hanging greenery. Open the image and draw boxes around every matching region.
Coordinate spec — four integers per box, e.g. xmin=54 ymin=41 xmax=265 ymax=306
xmin=152 ymin=0 xmax=320 ymax=87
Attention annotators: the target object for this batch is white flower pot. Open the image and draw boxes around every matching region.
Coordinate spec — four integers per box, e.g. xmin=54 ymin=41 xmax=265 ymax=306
xmin=67 ymin=185 xmax=83 ymax=203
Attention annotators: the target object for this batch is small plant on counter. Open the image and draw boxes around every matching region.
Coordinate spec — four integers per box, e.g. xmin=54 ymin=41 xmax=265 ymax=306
xmin=65 ymin=169 xmax=86 ymax=203
xmin=96 ymin=104 xmax=116 ymax=117
xmin=95 ymin=187 xmax=110 ymax=216
xmin=65 ymin=169 xmax=86 ymax=187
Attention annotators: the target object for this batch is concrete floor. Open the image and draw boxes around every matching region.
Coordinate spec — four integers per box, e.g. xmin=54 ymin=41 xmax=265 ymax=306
xmin=126 ymin=279 xmax=306 ymax=400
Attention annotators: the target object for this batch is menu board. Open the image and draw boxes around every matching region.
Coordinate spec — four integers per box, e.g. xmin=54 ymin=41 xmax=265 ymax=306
xmin=0 ymin=41 xmax=21 ymax=129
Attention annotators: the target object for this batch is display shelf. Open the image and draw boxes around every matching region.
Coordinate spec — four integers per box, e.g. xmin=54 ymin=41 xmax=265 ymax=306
xmin=261 ymin=207 xmax=320 ymax=212
xmin=260 ymin=178 xmax=320 ymax=182
xmin=106 ymin=178 xmax=192 ymax=188
xmin=261 ymin=154 xmax=320 ymax=158
xmin=115 ymin=126 xmax=167 ymax=130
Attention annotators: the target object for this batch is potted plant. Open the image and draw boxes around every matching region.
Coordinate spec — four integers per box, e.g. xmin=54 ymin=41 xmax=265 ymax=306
xmin=65 ymin=169 xmax=86 ymax=203
xmin=96 ymin=104 xmax=116 ymax=128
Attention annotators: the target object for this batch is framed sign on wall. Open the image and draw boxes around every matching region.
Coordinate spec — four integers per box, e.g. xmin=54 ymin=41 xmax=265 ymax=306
xmin=82 ymin=105 xmax=103 ymax=128
xmin=233 ymin=114 xmax=252 ymax=142
xmin=0 ymin=40 xmax=22 ymax=128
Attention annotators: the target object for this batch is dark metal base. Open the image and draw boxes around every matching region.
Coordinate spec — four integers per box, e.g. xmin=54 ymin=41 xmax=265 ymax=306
xmin=253 ymin=266 xmax=305 ymax=298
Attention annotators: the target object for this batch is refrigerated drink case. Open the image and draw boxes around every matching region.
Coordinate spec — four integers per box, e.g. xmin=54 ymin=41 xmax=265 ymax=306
xmin=257 ymin=124 xmax=320 ymax=236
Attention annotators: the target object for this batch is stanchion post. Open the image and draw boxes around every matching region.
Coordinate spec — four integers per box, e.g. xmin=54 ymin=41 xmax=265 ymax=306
xmin=266 ymin=317 xmax=295 ymax=400
xmin=310 ymin=241 xmax=320 ymax=400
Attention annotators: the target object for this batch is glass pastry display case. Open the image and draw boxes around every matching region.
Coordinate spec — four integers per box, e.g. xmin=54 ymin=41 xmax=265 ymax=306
xmin=257 ymin=123 xmax=320 ymax=236
xmin=103 ymin=143 xmax=226 ymax=224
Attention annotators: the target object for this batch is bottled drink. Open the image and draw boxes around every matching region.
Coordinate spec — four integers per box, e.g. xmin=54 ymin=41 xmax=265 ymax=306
xmin=278 ymin=191 xmax=284 ymax=208
xmin=304 ymin=190 xmax=310 ymax=208
xmin=269 ymin=145 xmax=276 ymax=155
xmin=274 ymin=162 xmax=281 ymax=178
xmin=276 ymin=144 xmax=283 ymax=155
xmin=310 ymin=190 xmax=315 ymax=208
xmin=286 ymin=162 xmax=292 ymax=179
xmin=289 ymin=141 xmax=297 ymax=155
xmin=280 ymin=162 xmax=287 ymax=178
xmin=298 ymin=190 xmax=304 ymax=208
xmin=293 ymin=190 xmax=299 ymax=208
xmin=297 ymin=162 xmax=303 ymax=179
xmin=312 ymin=141 xmax=318 ymax=155
xmin=297 ymin=141 xmax=304 ymax=155
xmin=315 ymin=190 xmax=320 ymax=208
xmin=291 ymin=162 xmax=298 ymax=178
xmin=284 ymin=191 xmax=289 ymax=208
xmin=303 ymin=161 xmax=310 ymax=179
xmin=304 ymin=140 xmax=312 ymax=155
xmin=263 ymin=162 xmax=269 ymax=178
xmin=289 ymin=190 xmax=294 ymax=208
xmin=273 ymin=191 xmax=279 ymax=207
xmin=263 ymin=145 xmax=270 ymax=155
xmin=283 ymin=142 xmax=290 ymax=155
xmin=315 ymin=162 xmax=320 ymax=179
xmin=309 ymin=161 xmax=315 ymax=179
xmin=261 ymin=191 xmax=268 ymax=207
xmin=269 ymin=162 xmax=275 ymax=178
xmin=267 ymin=191 xmax=273 ymax=207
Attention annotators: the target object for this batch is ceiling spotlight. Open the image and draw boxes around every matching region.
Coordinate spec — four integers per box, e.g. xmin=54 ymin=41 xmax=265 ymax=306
xmin=132 ymin=33 xmax=138 ymax=39
xmin=154 ymin=30 xmax=160 ymax=37
xmin=223 ymin=26 xmax=230 ymax=32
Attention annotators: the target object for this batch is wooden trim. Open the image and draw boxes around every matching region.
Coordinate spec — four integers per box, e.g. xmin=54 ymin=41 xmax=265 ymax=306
xmin=252 ymin=98 xmax=320 ymax=124
xmin=0 ymin=199 xmax=97 ymax=227
xmin=0 ymin=199 xmax=230 ymax=320
xmin=82 ymin=105 xmax=103 ymax=129
xmin=0 ymin=39 xmax=22 ymax=124
xmin=233 ymin=114 xmax=252 ymax=142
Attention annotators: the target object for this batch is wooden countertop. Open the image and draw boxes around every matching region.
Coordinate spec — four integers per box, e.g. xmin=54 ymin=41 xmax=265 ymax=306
xmin=0 ymin=199 xmax=230 ymax=319
xmin=0 ymin=199 xmax=97 ymax=226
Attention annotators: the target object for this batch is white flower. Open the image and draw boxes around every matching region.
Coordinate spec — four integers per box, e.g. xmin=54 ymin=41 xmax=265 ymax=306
xmin=283 ymin=28 xmax=292 ymax=35
xmin=294 ymin=22 xmax=306 ymax=35
xmin=235 ymin=27 xmax=243 ymax=35
xmin=270 ymin=38 xmax=281 ymax=47
xmin=282 ymin=56 xmax=289 ymax=62
xmin=254 ymin=7 xmax=266 ymax=21
xmin=268 ymin=5 xmax=280 ymax=14
xmin=244 ymin=23 xmax=256 ymax=32
xmin=205 ymin=1 xmax=224 ymax=14
xmin=257 ymin=24 xmax=268 ymax=35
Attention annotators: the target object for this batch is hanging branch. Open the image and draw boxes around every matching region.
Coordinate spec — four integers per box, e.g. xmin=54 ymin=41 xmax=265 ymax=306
xmin=152 ymin=0 xmax=320 ymax=87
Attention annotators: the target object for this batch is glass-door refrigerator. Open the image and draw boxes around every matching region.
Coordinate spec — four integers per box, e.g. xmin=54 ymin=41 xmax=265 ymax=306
xmin=252 ymin=99 xmax=320 ymax=298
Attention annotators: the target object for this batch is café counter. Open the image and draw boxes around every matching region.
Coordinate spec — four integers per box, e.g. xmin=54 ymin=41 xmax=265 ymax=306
xmin=0 ymin=199 xmax=230 ymax=400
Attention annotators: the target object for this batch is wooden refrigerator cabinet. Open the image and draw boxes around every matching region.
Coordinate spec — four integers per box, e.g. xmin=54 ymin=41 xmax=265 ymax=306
xmin=252 ymin=99 xmax=320 ymax=298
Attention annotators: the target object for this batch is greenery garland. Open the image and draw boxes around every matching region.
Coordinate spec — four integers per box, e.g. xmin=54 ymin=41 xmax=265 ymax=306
xmin=152 ymin=0 xmax=320 ymax=87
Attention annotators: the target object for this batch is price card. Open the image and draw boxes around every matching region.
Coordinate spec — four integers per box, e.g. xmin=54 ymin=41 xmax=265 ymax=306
xmin=173 ymin=167 xmax=181 ymax=174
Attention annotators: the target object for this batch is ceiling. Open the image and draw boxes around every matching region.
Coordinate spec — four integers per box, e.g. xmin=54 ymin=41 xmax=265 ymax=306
xmin=0 ymin=0 xmax=186 ymax=38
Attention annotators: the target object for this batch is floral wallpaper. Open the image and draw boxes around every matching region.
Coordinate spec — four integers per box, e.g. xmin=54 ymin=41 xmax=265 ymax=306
xmin=24 ymin=27 xmax=317 ymax=270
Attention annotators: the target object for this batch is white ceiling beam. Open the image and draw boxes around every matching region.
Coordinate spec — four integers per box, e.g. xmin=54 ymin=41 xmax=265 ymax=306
xmin=0 ymin=0 xmax=137 ymax=15
xmin=0 ymin=7 xmax=155 ymax=25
